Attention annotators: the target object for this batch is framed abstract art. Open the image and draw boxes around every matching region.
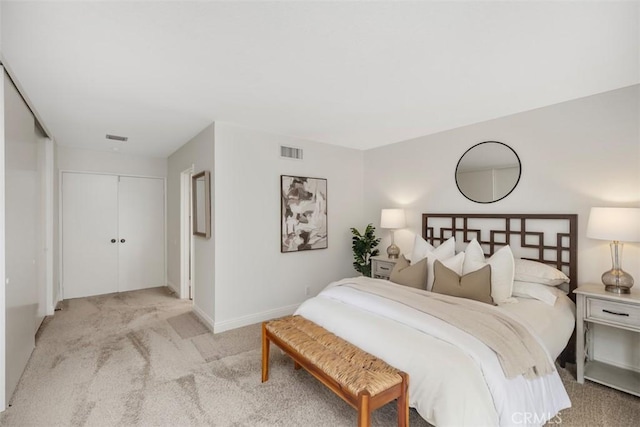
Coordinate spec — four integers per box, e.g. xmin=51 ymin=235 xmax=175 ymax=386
xmin=281 ymin=175 xmax=328 ymax=252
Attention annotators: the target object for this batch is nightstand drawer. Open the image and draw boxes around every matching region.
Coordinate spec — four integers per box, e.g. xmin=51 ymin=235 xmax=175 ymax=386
xmin=587 ymin=298 xmax=640 ymax=330
xmin=374 ymin=261 xmax=395 ymax=277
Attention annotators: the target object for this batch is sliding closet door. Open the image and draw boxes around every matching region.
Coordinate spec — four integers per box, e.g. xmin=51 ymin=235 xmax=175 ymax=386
xmin=62 ymin=173 xmax=119 ymax=298
xmin=4 ymin=71 xmax=40 ymax=406
xmin=118 ymin=176 xmax=165 ymax=292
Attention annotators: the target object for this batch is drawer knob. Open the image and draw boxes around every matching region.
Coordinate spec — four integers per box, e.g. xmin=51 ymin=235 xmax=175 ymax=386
xmin=602 ymin=309 xmax=629 ymax=317
xmin=380 ymin=266 xmax=389 ymax=271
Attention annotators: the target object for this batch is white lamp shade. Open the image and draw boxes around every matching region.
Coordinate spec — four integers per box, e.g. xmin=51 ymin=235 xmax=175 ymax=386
xmin=380 ymin=209 xmax=406 ymax=229
xmin=586 ymin=207 xmax=640 ymax=242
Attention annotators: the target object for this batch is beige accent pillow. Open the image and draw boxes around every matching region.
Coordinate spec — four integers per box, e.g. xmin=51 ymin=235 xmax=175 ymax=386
xmin=432 ymin=260 xmax=494 ymax=305
xmin=389 ymin=255 xmax=429 ymax=290
xmin=463 ymin=239 xmax=515 ymax=305
xmin=410 ymin=236 xmax=456 ymax=291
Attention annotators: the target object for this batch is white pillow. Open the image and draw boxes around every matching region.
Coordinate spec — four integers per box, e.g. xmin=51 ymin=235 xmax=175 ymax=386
xmin=514 ymin=259 xmax=569 ymax=286
xmin=410 ymin=234 xmax=433 ymax=263
xmin=410 ymin=236 xmax=457 ymax=291
xmin=512 ymin=281 xmax=563 ymax=306
xmin=411 ymin=235 xmax=455 ymax=263
xmin=463 ymin=239 xmax=515 ymax=305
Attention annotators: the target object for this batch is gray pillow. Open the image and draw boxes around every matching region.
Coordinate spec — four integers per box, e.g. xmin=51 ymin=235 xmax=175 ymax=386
xmin=389 ymin=255 xmax=428 ymax=290
xmin=432 ymin=260 xmax=494 ymax=305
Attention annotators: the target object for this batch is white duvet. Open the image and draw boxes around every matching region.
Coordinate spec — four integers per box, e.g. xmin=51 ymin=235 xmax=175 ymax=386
xmin=294 ymin=277 xmax=572 ymax=427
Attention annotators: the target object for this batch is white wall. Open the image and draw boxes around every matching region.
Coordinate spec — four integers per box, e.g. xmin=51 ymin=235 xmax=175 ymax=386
xmin=213 ymin=122 xmax=364 ymax=331
xmin=0 ymin=0 xmax=3 ymax=56
xmin=167 ymin=124 xmax=215 ymax=326
xmin=56 ymin=146 xmax=167 ymax=178
xmin=364 ymin=85 xmax=639 ymax=285
xmin=52 ymin=142 xmax=59 ymax=309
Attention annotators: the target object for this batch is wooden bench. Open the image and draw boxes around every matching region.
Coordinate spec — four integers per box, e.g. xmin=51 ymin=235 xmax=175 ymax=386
xmin=262 ymin=315 xmax=409 ymax=427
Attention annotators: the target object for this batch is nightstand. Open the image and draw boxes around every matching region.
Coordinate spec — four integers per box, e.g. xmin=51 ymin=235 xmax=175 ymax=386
xmin=575 ymin=284 xmax=640 ymax=397
xmin=370 ymin=256 xmax=398 ymax=280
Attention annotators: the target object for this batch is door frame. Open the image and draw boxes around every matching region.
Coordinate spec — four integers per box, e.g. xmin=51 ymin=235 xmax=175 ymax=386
xmin=42 ymin=138 xmax=54 ymax=316
xmin=58 ymin=170 xmax=167 ymax=300
xmin=180 ymin=166 xmax=195 ymax=299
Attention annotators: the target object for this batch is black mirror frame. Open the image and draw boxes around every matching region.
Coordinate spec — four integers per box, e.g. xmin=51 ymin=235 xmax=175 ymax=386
xmin=455 ymin=141 xmax=522 ymax=204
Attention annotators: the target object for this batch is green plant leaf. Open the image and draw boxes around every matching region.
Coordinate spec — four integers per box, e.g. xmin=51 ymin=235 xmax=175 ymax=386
xmin=351 ymin=223 xmax=380 ymax=277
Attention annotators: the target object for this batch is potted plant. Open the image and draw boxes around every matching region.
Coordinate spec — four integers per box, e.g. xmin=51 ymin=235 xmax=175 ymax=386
xmin=350 ymin=224 xmax=381 ymax=277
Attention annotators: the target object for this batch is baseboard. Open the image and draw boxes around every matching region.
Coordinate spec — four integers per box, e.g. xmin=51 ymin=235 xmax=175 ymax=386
xmin=213 ymin=303 xmax=299 ymax=333
xmin=49 ymin=295 xmax=62 ymax=316
xmin=192 ymin=304 xmax=215 ymax=332
xmin=166 ymin=280 xmax=180 ymax=296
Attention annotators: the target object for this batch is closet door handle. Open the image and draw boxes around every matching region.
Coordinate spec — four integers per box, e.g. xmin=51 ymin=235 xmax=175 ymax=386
xmin=120 ymin=239 xmax=126 ymax=243
xmin=110 ymin=239 xmax=116 ymax=243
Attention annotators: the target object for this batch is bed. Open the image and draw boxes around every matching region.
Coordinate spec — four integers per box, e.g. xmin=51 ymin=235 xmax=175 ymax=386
xmin=295 ymin=213 xmax=578 ymax=426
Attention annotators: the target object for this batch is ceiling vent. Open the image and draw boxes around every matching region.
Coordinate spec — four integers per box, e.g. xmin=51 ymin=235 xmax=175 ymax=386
xmin=280 ymin=145 xmax=303 ymax=160
xmin=106 ymin=134 xmax=128 ymax=142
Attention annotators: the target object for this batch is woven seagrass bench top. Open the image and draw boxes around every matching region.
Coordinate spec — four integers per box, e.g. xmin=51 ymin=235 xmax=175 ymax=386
xmin=265 ymin=315 xmax=402 ymax=397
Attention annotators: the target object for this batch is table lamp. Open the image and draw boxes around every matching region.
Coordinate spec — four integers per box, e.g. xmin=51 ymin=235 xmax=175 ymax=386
xmin=586 ymin=207 xmax=640 ymax=294
xmin=380 ymin=208 xmax=406 ymax=259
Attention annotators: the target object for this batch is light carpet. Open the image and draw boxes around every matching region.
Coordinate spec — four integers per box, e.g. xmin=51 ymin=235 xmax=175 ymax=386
xmin=166 ymin=312 xmax=210 ymax=340
xmin=1 ymin=287 xmax=638 ymax=426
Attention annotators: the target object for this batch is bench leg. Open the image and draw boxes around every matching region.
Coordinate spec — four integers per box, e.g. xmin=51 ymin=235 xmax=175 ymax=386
xmin=397 ymin=372 xmax=409 ymax=427
xmin=358 ymin=391 xmax=371 ymax=427
xmin=261 ymin=322 xmax=270 ymax=383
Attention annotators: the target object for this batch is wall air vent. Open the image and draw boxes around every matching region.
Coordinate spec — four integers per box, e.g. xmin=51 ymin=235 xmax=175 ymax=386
xmin=280 ymin=145 xmax=303 ymax=160
xmin=106 ymin=134 xmax=128 ymax=142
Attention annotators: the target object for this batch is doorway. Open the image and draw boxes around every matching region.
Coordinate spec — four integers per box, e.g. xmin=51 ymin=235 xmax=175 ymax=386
xmin=180 ymin=166 xmax=195 ymax=300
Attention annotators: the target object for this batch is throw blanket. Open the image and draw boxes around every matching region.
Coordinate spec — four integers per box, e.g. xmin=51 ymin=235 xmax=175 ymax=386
xmin=329 ymin=278 xmax=553 ymax=379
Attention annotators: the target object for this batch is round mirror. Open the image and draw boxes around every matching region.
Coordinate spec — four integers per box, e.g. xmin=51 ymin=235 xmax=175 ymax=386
xmin=455 ymin=141 xmax=521 ymax=203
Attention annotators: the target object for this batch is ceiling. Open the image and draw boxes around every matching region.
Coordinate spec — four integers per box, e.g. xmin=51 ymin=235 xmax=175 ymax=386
xmin=2 ymin=1 xmax=638 ymax=158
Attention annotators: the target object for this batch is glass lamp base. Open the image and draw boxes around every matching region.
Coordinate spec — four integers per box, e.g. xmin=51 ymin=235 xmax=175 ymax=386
xmin=386 ymin=243 xmax=400 ymax=259
xmin=602 ymin=270 xmax=633 ymax=294
xmin=602 ymin=242 xmax=634 ymax=294
xmin=604 ymin=284 xmax=631 ymax=294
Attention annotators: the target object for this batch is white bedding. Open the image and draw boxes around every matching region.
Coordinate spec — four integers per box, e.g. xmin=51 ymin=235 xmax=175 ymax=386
xmin=501 ymin=292 xmax=576 ymax=361
xmin=294 ymin=277 xmax=574 ymax=427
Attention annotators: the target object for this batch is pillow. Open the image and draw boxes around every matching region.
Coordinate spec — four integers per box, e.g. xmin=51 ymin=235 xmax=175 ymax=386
xmin=436 ymin=252 xmax=465 ymax=277
xmin=410 ymin=235 xmax=455 ymax=264
xmin=463 ymin=239 xmax=515 ymax=305
xmin=410 ymin=236 xmax=457 ymax=291
xmin=389 ymin=255 xmax=428 ymax=289
xmin=512 ymin=281 xmax=564 ymax=306
xmin=514 ymin=259 xmax=569 ymax=286
xmin=432 ymin=260 xmax=493 ymax=304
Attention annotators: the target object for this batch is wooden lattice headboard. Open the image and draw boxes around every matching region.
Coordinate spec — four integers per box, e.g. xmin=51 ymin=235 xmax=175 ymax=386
xmin=422 ymin=213 xmax=578 ymax=295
